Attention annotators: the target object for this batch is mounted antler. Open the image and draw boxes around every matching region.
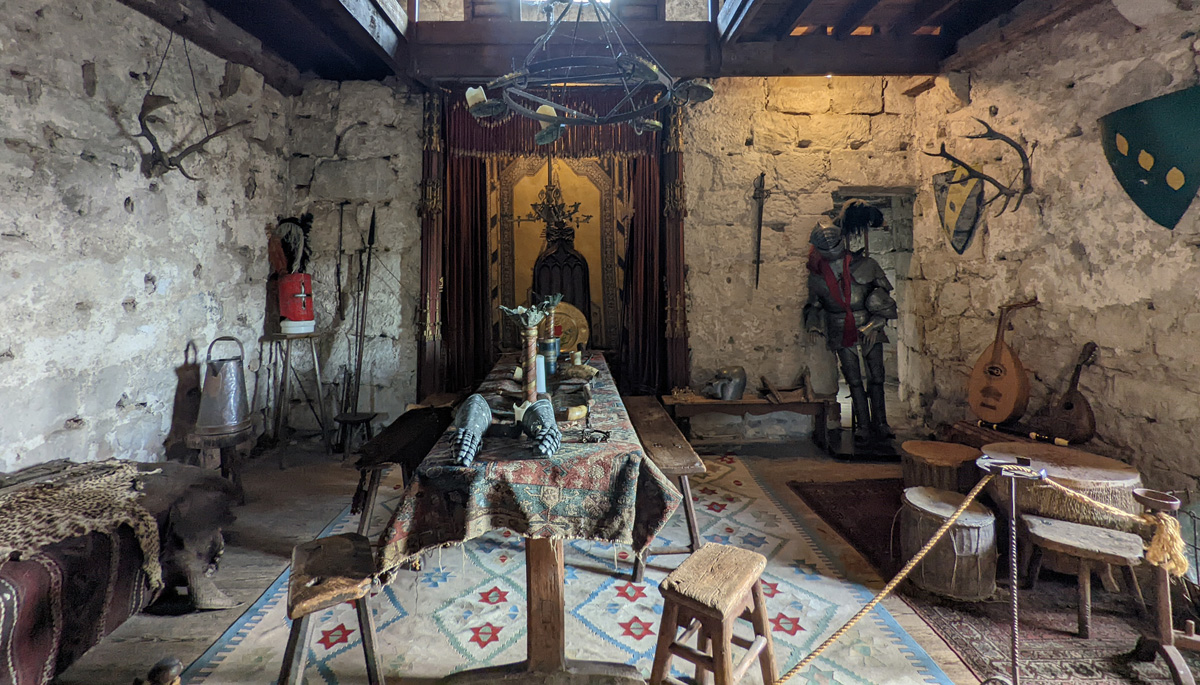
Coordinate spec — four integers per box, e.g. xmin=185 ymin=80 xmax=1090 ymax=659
xmin=924 ymin=117 xmax=1034 ymax=215
xmin=135 ymin=94 xmax=250 ymax=180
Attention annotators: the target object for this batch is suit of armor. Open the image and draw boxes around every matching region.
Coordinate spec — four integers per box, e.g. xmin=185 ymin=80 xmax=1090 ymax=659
xmin=803 ymin=219 xmax=897 ymax=441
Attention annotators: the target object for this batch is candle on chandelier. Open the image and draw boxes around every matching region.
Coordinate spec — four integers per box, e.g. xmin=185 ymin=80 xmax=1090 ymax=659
xmin=465 ymin=87 xmax=487 ymax=108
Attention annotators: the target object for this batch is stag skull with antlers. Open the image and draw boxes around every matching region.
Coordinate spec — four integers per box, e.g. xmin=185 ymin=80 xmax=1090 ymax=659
xmin=924 ymin=118 xmax=1034 ymax=215
xmin=135 ymin=94 xmax=249 ymax=180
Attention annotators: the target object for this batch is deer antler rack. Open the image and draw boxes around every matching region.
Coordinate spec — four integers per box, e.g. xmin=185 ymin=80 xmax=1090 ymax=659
xmin=136 ymin=94 xmax=249 ymax=180
xmin=924 ymin=117 xmax=1034 ymax=215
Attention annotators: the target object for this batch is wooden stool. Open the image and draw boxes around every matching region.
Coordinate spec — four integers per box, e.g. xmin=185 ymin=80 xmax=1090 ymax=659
xmin=900 ymin=440 xmax=982 ymax=493
xmin=278 ymin=533 xmax=384 ymax=684
xmin=335 ymin=412 xmax=379 ymax=464
xmin=185 ymin=419 xmax=261 ymax=504
xmin=624 ymin=396 xmax=706 ymax=582
xmin=650 ymin=544 xmax=776 ymax=685
xmin=1022 ymin=514 xmax=1145 ymax=638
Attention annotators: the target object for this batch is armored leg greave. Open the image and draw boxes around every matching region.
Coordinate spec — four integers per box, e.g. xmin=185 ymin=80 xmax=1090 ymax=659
xmin=836 ymin=347 xmax=872 ymax=440
xmin=862 ymin=343 xmax=892 ymax=438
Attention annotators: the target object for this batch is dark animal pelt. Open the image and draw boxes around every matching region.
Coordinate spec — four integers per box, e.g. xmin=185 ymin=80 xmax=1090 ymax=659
xmin=275 ymin=212 xmax=313 ymax=274
xmin=835 ymin=199 xmax=884 ymax=238
xmin=351 ymin=406 xmax=454 ymax=514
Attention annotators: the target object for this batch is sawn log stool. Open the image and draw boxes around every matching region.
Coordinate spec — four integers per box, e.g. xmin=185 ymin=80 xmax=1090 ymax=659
xmin=1022 ymin=514 xmax=1145 ymax=639
xmin=900 ymin=440 xmax=983 ymax=493
xmin=650 ymin=543 xmax=776 ymax=685
xmin=623 ymin=396 xmax=706 ymax=582
xmin=278 ymin=533 xmax=385 ymax=685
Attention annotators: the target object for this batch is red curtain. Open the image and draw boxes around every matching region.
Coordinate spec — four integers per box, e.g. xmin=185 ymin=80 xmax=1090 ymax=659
xmin=441 ymin=154 xmax=496 ymax=392
xmin=618 ymin=155 xmax=664 ymax=394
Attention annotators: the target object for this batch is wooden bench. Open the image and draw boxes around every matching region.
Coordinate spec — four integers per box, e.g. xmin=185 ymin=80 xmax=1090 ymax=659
xmin=1022 ymin=514 xmax=1145 ymax=638
xmin=661 ymin=393 xmax=831 ymax=449
xmin=624 ymin=395 xmax=706 ymax=582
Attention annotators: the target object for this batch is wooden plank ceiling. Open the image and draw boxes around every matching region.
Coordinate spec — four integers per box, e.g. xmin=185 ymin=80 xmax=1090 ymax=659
xmin=120 ymin=0 xmax=1099 ymax=86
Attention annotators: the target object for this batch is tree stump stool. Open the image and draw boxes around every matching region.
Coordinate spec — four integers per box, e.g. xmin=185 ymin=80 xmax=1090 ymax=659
xmin=623 ymin=396 xmax=706 ymax=583
xmin=900 ymin=440 xmax=983 ymax=493
xmin=278 ymin=533 xmax=384 ymax=684
xmin=900 ymin=486 xmax=997 ymax=601
xmin=1022 ymin=514 xmax=1145 ymax=638
xmin=650 ymin=544 xmax=776 ymax=685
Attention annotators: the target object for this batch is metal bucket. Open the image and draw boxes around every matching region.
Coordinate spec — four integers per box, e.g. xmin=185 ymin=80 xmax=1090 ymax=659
xmin=195 ymin=336 xmax=252 ymax=436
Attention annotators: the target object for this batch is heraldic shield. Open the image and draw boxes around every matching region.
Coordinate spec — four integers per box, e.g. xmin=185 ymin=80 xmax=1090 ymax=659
xmin=932 ymin=165 xmax=984 ymax=254
xmin=1099 ymin=84 xmax=1200 ymax=230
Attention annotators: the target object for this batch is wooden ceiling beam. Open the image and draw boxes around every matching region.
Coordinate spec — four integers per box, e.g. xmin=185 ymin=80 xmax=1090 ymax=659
xmin=115 ymin=0 xmax=305 ymax=95
xmin=942 ymin=0 xmax=1102 ymax=68
xmin=889 ymin=0 xmax=959 ymax=35
xmin=717 ymin=0 xmax=774 ymax=44
xmin=772 ymin=0 xmax=819 ymax=40
xmin=312 ymin=0 xmax=412 ymax=77
xmin=832 ymin=0 xmax=884 ymax=39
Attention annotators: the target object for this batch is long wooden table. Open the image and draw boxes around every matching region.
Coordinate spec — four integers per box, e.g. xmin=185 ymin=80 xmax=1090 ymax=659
xmin=378 ymin=354 xmax=679 ymax=683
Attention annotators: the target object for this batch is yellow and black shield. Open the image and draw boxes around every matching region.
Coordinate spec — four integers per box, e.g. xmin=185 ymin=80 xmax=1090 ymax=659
xmin=932 ymin=165 xmax=984 ymax=254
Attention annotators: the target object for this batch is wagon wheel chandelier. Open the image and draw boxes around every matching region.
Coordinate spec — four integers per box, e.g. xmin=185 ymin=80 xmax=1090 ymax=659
xmin=464 ymin=0 xmax=714 ymax=144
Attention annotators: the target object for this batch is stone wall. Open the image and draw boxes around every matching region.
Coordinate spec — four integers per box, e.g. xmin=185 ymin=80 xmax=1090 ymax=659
xmin=681 ymin=76 xmax=917 ymax=401
xmin=904 ymin=3 xmax=1200 ymax=490
xmin=0 ymin=0 xmax=289 ymax=470
xmin=285 ymin=80 xmax=423 ymax=425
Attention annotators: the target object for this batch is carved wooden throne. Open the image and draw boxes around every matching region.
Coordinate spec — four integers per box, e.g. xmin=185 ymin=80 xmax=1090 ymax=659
xmin=533 ymin=221 xmax=591 ymax=325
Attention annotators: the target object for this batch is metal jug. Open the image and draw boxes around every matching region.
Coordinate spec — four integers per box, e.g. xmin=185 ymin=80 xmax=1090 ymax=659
xmin=195 ymin=337 xmax=252 ymax=435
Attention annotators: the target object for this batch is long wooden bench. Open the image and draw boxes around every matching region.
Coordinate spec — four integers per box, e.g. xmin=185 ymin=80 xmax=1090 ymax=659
xmin=623 ymin=395 xmax=706 ymax=582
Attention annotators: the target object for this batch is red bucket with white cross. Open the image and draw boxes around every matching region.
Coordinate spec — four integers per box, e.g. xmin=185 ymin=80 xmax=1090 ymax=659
xmin=278 ymin=273 xmax=315 ymax=334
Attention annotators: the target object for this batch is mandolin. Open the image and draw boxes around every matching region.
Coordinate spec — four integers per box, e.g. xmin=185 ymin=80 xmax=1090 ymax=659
xmin=1042 ymin=342 xmax=1098 ymax=443
xmin=967 ymin=297 xmax=1039 ymax=424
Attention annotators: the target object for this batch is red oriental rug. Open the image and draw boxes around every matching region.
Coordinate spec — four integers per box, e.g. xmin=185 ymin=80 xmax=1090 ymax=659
xmin=788 ymin=478 xmax=1200 ymax=684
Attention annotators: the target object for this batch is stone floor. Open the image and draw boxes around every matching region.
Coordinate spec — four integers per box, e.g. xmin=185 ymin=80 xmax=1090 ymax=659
xmin=56 ymin=421 xmax=979 ymax=685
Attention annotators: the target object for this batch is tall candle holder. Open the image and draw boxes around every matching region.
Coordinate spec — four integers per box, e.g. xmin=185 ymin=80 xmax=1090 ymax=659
xmin=501 ymin=293 xmax=563 ymax=404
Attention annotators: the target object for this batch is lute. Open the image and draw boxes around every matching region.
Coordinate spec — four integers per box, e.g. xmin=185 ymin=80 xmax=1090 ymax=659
xmin=967 ymin=297 xmax=1039 ymax=424
xmin=1042 ymin=342 xmax=1098 ymax=443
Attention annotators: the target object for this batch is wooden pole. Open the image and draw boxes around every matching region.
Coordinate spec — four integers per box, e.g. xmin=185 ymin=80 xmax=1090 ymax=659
xmin=523 ymin=326 xmax=538 ymax=403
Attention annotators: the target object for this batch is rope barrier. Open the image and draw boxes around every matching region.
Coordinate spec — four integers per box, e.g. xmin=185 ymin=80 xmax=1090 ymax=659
xmin=777 ymin=465 xmax=1189 ymax=683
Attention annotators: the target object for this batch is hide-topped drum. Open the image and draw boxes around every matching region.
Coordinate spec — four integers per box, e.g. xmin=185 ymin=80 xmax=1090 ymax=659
xmin=901 ymin=486 xmax=997 ymax=601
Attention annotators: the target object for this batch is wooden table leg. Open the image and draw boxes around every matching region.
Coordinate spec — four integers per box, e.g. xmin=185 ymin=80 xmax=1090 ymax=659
xmin=526 ymin=538 xmax=566 ymax=673
xmin=1078 ymin=559 xmax=1092 ymax=639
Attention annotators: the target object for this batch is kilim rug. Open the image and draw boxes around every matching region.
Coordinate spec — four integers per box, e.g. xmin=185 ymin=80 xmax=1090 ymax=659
xmin=182 ymin=456 xmax=953 ymax=684
xmin=788 ymin=478 xmax=1200 ymax=684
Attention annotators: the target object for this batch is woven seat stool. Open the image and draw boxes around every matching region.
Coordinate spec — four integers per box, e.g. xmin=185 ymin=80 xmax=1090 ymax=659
xmin=278 ymin=533 xmax=385 ymax=684
xmin=650 ymin=544 xmax=776 ymax=685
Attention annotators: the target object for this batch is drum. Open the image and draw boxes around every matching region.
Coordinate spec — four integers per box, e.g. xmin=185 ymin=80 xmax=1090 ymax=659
xmin=901 ymin=441 xmax=984 ymax=493
xmin=900 ymin=486 xmax=997 ymax=601
xmin=979 ymin=442 xmax=1142 ymax=531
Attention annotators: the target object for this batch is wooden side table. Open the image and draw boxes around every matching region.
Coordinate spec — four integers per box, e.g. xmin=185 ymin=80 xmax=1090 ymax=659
xmin=261 ymin=332 xmax=332 ymax=454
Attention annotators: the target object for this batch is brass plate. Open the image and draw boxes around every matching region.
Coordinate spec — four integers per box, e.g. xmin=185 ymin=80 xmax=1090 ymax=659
xmin=553 ymin=302 xmax=590 ymax=352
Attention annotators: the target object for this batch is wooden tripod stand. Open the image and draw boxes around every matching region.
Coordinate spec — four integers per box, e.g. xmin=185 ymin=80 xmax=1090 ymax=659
xmin=1131 ymin=489 xmax=1197 ymax=685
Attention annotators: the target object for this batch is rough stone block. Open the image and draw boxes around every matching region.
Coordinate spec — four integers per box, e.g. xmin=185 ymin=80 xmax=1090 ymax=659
xmin=800 ymin=114 xmax=870 ymax=150
xmin=938 ymin=280 xmax=971 ymax=316
xmin=770 ymin=151 xmax=830 ymax=194
xmin=869 ymin=114 xmax=912 ymax=151
xmin=830 ymin=76 xmax=883 ymax=115
xmin=750 ymin=109 xmax=799 ymax=153
xmin=310 ymin=158 xmax=398 ymax=201
xmin=1094 ymin=305 xmax=1148 ymax=351
xmin=828 ymin=150 xmax=915 ymax=186
xmin=337 ymin=81 xmax=403 ymax=129
xmin=768 ymin=77 xmax=831 ymax=115
xmin=294 ymin=80 xmax=340 ymax=119
xmin=290 ymin=116 xmax=338 ymax=157
xmin=338 ymin=125 xmax=420 ymax=160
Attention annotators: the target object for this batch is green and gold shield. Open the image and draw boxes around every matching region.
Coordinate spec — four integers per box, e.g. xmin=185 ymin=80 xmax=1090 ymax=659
xmin=932 ymin=165 xmax=984 ymax=254
xmin=1099 ymin=84 xmax=1200 ymax=229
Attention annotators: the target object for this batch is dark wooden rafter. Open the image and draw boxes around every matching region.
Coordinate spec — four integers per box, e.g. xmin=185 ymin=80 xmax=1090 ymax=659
xmin=772 ymin=0 xmax=818 ymax=40
xmin=723 ymin=32 xmax=952 ymax=74
xmin=891 ymin=0 xmax=961 ymax=34
xmin=114 ymin=0 xmax=305 ymax=95
xmin=313 ymin=0 xmax=413 ymax=76
xmin=717 ymin=0 xmax=773 ymax=44
xmin=831 ymin=0 xmax=884 ymax=39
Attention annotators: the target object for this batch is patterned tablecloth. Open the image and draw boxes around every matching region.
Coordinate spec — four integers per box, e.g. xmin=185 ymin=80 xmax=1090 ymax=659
xmin=377 ymin=354 xmax=681 ymax=573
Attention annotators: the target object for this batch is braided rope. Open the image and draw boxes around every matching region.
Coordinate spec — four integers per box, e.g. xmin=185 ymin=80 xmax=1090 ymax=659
xmin=778 ymin=474 xmax=996 ymax=682
xmin=777 ymin=464 xmax=1189 ymax=683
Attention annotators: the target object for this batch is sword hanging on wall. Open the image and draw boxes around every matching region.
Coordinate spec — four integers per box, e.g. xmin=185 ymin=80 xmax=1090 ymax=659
xmin=752 ymin=172 xmax=772 ymax=289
